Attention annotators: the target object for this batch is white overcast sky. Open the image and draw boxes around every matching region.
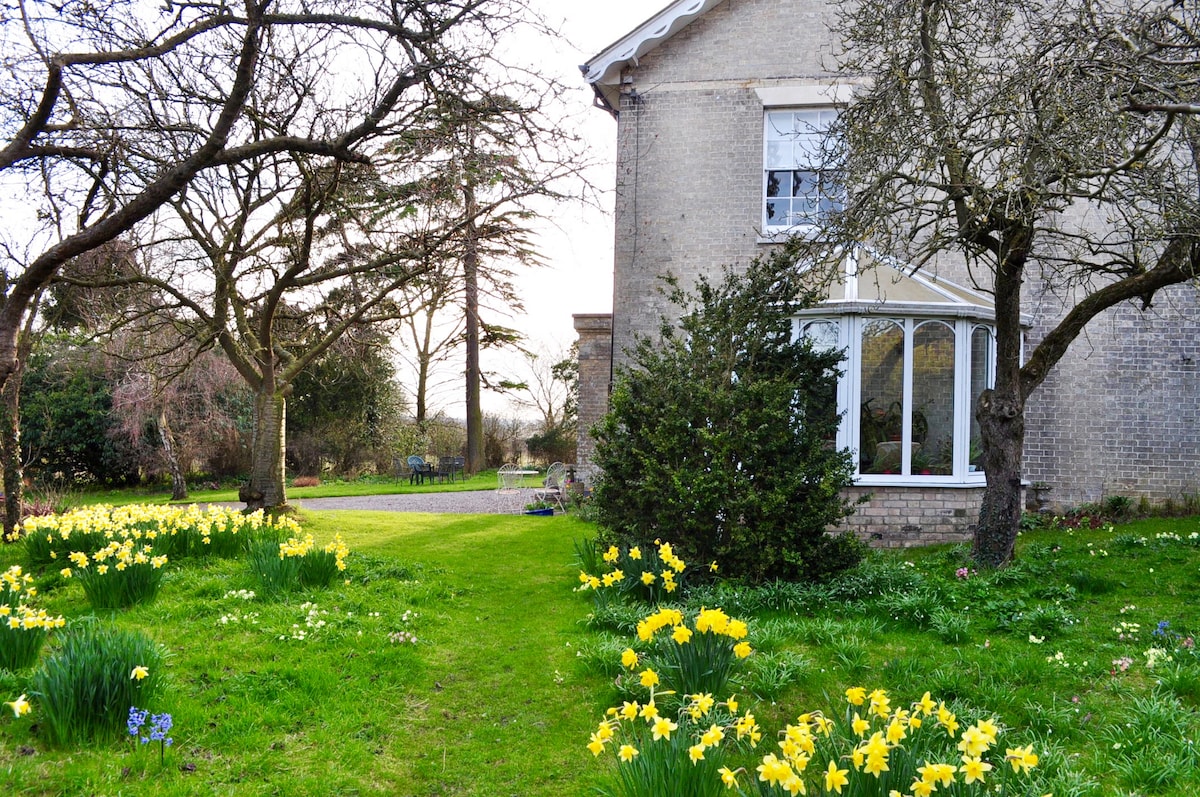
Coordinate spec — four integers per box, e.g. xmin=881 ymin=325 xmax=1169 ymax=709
xmin=519 ymin=0 xmax=667 ymax=329
xmin=459 ymin=0 xmax=669 ymax=416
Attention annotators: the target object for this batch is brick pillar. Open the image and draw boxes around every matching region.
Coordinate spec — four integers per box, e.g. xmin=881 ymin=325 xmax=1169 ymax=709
xmin=573 ymin=314 xmax=613 ymax=485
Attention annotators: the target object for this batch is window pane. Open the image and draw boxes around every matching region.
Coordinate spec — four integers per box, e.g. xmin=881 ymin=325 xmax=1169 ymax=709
xmin=766 ymin=112 xmax=793 ymax=140
xmin=766 ymin=170 xmax=791 ymax=198
xmin=912 ymin=321 xmax=955 ymax=475
xmin=802 ymin=320 xmax=838 ymax=352
xmin=765 ymin=198 xmax=788 ymax=223
xmin=793 ymin=195 xmax=819 ymax=223
xmin=765 ymin=140 xmax=792 ymax=169
xmin=859 ymin=320 xmax=904 ymax=474
xmin=802 ymin=321 xmax=840 ymax=445
xmin=970 ymin=326 xmax=993 ymax=472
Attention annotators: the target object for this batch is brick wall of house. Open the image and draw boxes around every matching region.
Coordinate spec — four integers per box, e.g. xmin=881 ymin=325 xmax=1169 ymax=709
xmin=582 ymin=0 xmax=1200 ymax=521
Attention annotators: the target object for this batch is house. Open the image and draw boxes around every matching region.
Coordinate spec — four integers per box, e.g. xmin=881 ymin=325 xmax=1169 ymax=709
xmin=574 ymin=0 xmax=1200 ymax=546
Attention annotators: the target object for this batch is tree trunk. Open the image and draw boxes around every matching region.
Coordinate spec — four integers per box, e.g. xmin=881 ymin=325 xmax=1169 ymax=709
xmin=415 ymin=350 xmax=430 ymax=427
xmin=972 ymin=387 xmax=1024 ymax=567
xmin=243 ymin=389 xmax=287 ymax=510
xmin=972 ymin=241 xmax=1028 ymax=568
xmin=0 ymin=373 xmax=22 ymax=541
xmin=463 ymin=183 xmax=484 ymax=474
xmin=157 ymin=407 xmax=188 ymax=501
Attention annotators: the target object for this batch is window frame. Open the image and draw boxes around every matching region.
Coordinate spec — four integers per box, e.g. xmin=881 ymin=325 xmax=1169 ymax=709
xmin=797 ymin=313 xmax=995 ymax=486
xmin=762 ymin=107 xmax=842 ymax=233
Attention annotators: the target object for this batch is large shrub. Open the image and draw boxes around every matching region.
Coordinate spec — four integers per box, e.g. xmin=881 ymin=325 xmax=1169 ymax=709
xmin=591 ymin=254 xmax=859 ymax=583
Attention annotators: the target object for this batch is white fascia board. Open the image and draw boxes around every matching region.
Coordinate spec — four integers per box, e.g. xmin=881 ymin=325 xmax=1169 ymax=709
xmin=580 ymin=0 xmax=728 ymax=87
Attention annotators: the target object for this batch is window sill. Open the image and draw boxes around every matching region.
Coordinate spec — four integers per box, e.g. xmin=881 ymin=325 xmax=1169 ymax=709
xmin=757 ymin=226 xmax=819 ymax=244
xmin=853 ymin=474 xmax=987 ymax=488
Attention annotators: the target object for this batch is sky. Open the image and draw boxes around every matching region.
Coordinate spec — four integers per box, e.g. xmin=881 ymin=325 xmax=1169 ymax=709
xmin=456 ymin=0 xmax=668 ymax=417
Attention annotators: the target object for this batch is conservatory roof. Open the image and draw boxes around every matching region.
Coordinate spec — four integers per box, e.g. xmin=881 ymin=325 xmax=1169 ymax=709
xmin=803 ymin=249 xmax=1017 ymax=323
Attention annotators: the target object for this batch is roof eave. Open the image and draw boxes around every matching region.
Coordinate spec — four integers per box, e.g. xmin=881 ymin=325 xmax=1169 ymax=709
xmin=580 ymin=0 xmax=727 ymax=115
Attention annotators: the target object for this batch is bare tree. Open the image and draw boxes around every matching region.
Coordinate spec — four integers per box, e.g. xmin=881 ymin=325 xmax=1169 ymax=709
xmin=19 ymin=0 xmax=589 ymax=508
xmin=0 ymin=0 xmax=516 ymax=397
xmin=813 ymin=0 xmax=1200 ymax=566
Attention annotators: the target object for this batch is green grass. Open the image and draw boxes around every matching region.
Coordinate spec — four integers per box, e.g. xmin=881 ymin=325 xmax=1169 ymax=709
xmin=0 ymin=510 xmax=607 ymax=796
xmin=2 ymin=509 xmax=1200 ymax=795
xmin=67 ymin=470 xmax=523 ymax=507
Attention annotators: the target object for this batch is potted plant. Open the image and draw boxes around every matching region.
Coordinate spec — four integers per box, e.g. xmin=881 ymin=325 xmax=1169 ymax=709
xmin=523 ymin=500 xmax=555 ymax=516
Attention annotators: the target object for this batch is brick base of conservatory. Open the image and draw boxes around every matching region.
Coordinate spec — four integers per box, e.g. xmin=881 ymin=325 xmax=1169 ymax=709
xmin=835 ymin=486 xmax=991 ymax=548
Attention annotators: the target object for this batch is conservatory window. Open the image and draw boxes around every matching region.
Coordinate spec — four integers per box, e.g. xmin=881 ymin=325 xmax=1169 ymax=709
xmin=800 ymin=314 xmax=995 ymax=483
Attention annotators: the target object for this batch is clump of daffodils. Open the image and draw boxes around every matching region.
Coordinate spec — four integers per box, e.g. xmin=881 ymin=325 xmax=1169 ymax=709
xmin=251 ymin=532 xmax=351 ymax=596
xmin=628 ymin=607 xmax=752 ymax=699
xmin=59 ymin=541 xmax=167 ymax=610
xmin=18 ymin=504 xmax=303 ymax=563
xmin=738 ymin=687 xmax=1041 ymax=796
xmin=578 ymin=540 xmax=690 ymax=605
xmin=1 ymin=565 xmax=65 ymax=670
xmin=589 ymin=677 xmax=757 ymax=797
xmin=589 ymin=679 xmax=1043 ymax=797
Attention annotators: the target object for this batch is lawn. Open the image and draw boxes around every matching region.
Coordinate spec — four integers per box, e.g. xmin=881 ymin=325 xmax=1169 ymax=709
xmin=68 ymin=470 xmax=516 ymax=507
xmin=2 ymin=506 xmax=1200 ymax=796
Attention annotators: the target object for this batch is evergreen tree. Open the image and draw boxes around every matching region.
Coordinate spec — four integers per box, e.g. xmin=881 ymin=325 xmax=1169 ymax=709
xmin=592 ymin=254 xmax=861 ymax=583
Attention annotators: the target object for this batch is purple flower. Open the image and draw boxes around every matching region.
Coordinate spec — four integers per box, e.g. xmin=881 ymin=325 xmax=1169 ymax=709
xmin=127 ymin=706 xmax=149 ymax=737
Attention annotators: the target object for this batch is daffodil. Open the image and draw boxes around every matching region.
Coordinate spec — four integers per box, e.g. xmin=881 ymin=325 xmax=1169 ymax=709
xmin=719 ymin=766 xmax=738 ymax=788
xmin=845 ymin=686 xmax=866 ymax=705
xmin=618 ymin=744 xmax=638 ymax=762
xmin=621 ymin=648 xmax=639 ymax=669
xmin=701 ymin=723 xmax=725 ymax=746
xmin=960 ymin=755 xmax=993 ymax=784
xmin=5 ymin=694 xmax=30 ymax=717
xmin=1006 ymin=744 xmax=1039 ymax=774
xmin=639 ymin=668 xmax=659 ymax=688
xmin=651 ymin=716 xmax=677 ymax=740
xmin=852 ymin=712 xmax=871 ymax=736
xmin=130 ymin=665 xmax=150 ymax=681
xmin=824 ymin=759 xmax=850 ymax=794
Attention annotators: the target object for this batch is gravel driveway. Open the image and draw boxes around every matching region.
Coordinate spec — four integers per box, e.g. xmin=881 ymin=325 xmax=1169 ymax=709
xmin=289 ymin=490 xmax=506 ymax=514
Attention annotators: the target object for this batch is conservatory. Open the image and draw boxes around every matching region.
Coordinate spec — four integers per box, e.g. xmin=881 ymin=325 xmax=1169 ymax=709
xmin=795 ymin=251 xmax=1009 ymax=487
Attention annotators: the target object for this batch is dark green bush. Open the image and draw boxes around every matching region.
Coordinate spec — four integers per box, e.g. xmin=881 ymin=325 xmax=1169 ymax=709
xmin=591 ymin=254 xmax=858 ymax=584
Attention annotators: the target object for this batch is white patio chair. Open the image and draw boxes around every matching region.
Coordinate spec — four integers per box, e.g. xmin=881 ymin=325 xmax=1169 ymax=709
xmin=533 ymin=461 xmax=567 ymax=511
xmin=496 ymin=463 xmax=524 ymax=513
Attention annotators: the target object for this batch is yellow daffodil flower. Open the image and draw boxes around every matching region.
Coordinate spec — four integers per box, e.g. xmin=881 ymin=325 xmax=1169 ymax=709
xmin=960 ymin=755 xmax=993 ymax=784
xmin=651 ymin=717 xmax=677 ymax=741
xmin=618 ymin=744 xmax=638 ymax=762
xmin=1006 ymin=744 xmax=1039 ymax=774
xmin=5 ymin=694 xmax=30 ymax=717
xmin=824 ymin=759 xmax=850 ymax=794
xmin=130 ymin=665 xmax=149 ymax=681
